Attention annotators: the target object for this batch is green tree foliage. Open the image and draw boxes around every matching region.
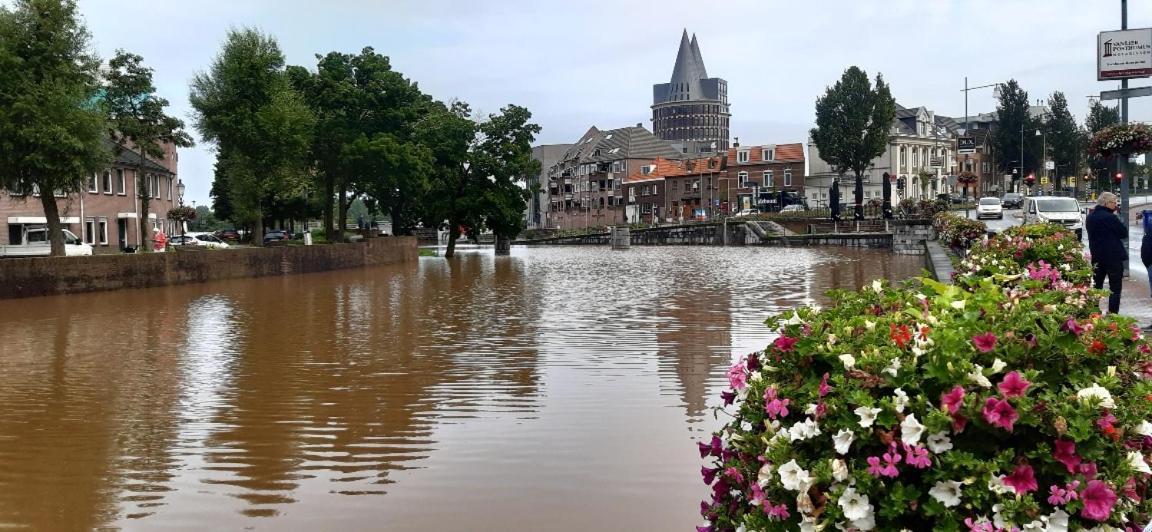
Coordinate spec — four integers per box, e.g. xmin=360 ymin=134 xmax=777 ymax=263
xmin=993 ymin=79 xmax=1041 ymax=181
xmin=189 ymin=28 xmax=314 ymax=244
xmin=0 ymin=0 xmax=109 ymax=255
xmin=288 ymin=48 xmax=433 ymax=240
xmin=416 ymin=102 xmax=540 ymax=257
xmin=1043 ymin=92 xmax=1081 ymax=189
xmin=810 ymin=66 xmax=895 ymax=220
xmin=188 ymin=205 xmax=227 ymax=232
xmin=104 ymin=50 xmax=194 ymax=252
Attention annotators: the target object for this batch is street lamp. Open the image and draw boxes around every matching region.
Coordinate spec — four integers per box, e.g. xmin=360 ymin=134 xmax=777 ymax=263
xmin=176 ymin=180 xmax=186 ymax=238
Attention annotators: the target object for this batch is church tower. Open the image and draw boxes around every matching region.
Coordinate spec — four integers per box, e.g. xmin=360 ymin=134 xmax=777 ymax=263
xmin=651 ymin=30 xmax=730 ymax=155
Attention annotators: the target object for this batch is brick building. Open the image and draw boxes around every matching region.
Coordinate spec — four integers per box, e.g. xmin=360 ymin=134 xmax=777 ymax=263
xmin=657 ymin=155 xmax=726 ymax=223
xmin=723 ymin=142 xmax=805 ymax=212
xmin=651 ymin=30 xmax=730 ymax=156
xmin=0 ymin=141 xmax=181 ymax=252
xmin=623 ymin=174 xmax=665 ymax=225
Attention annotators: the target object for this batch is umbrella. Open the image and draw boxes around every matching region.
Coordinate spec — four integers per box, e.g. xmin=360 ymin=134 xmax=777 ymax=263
xmin=854 ymin=175 xmax=864 ymax=220
xmin=829 ymin=179 xmax=841 ymax=221
xmin=882 ymin=172 xmax=893 ymax=219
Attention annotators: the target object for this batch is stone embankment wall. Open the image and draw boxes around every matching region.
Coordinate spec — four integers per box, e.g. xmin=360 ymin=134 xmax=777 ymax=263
xmin=0 ymin=236 xmax=417 ymax=299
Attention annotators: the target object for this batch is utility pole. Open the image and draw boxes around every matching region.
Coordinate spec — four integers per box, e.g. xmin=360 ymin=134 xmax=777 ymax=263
xmin=1120 ymin=0 xmax=1131 ymax=231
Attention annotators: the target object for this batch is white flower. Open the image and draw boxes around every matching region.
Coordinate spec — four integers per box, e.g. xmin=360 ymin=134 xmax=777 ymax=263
xmin=967 ymin=364 xmax=992 ymax=388
xmin=988 ymin=475 xmax=1013 ymax=495
xmin=1077 ymin=383 xmax=1116 ymax=409
xmin=837 ymin=486 xmax=872 ymax=521
xmin=871 ymin=279 xmax=883 ymax=293
xmin=884 ymin=357 xmax=901 ymax=378
xmin=854 ymin=406 xmax=881 ymax=428
xmin=950 ymin=300 xmax=965 ymax=310
xmin=928 ymin=480 xmax=962 ymax=507
xmin=891 ymin=388 xmax=909 ymax=413
xmin=833 ymin=429 xmax=855 ymax=455
xmin=992 ymin=503 xmax=1009 ymax=529
xmin=749 ymin=371 xmax=763 ymax=382
xmin=1129 ymin=451 xmax=1152 ymax=474
xmin=805 ymin=403 xmax=819 ymax=416
xmin=1136 ymin=420 xmax=1152 ymax=436
xmin=757 ymin=463 xmax=774 ymax=487
xmin=1021 ymin=520 xmax=1044 ymax=531
xmin=839 ymin=353 xmax=856 ymax=369
xmin=789 ymin=417 xmax=822 ymax=442
xmin=864 ymin=320 xmax=876 ymax=331
xmin=777 ymin=459 xmax=811 ymax=491
xmin=740 ymin=420 xmax=753 ymax=432
xmin=782 ymin=312 xmax=805 ymax=326
xmin=851 ymin=514 xmax=876 ymax=531
xmin=1044 ymin=509 xmax=1069 ymax=532
xmin=796 ymin=491 xmax=815 ymax=515
xmin=831 ymin=458 xmax=849 ymax=482
xmin=926 ymin=432 xmax=953 ymax=453
xmin=989 ymin=358 xmax=1006 ymax=373
xmin=900 ymin=413 xmax=925 ymax=445
xmin=798 ymin=516 xmax=819 ymax=532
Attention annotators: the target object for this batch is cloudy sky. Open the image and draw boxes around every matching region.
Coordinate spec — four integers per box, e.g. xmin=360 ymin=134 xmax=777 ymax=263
xmin=71 ymin=0 xmax=1152 ymax=206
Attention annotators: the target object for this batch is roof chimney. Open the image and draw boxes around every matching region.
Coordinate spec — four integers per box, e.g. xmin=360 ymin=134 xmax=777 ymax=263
xmin=733 ymin=137 xmax=740 ymax=148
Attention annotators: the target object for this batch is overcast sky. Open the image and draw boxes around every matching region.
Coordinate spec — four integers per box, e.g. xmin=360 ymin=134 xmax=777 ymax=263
xmin=69 ymin=0 xmax=1152 ymax=206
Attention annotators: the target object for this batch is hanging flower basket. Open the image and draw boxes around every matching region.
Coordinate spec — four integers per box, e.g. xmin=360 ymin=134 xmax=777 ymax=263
xmin=1088 ymin=123 xmax=1152 ymax=159
xmin=956 ymin=172 xmax=978 ymax=186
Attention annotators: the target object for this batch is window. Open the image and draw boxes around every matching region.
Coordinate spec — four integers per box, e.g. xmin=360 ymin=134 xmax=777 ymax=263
xmin=167 ymin=177 xmax=172 ymax=200
xmin=88 ymin=173 xmax=98 ymax=193
xmin=764 ymin=170 xmax=774 ymax=188
xmin=738 ymin=171 xmax=749 ymax=187
xmin=982 ymin=162 xmax=989 ymax=173
xmin=612 ymin=162 xmax=621 ymax=173
xmin=593 ymin=149 xmax=601 ymax=157
xmin=641 ymin=165 xmax=652 ymax=176
xmin=737 ymin=150 xmax=749 ymax=163
xmin=913 ymin=150 xmax=919 ymax=168
xmin=84 ymin=219 xmax=95 ymax=244
xmin=98 ymin=219 xmax=108 ymax=245
xmin=102 ymin=170 xmax=112 ymax=194
xmin=154 ymin=175 xmax=161 ymax=199
xmin=784 ymin=168 xmax=793 ymax=187
xmin=899 ymin=147 xmax=906 ymax=168
xmin=762 ymin=149 xmax=775 ymax=161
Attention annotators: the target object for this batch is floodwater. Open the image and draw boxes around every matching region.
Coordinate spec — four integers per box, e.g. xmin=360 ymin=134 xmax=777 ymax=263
xmin=0 ymin=246 xmax=924 ymax=531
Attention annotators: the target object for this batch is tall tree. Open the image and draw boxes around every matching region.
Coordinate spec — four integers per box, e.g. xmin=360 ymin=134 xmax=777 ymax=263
xmin=104 ymin=50 xmax=194 ymax=252
xmin=1044 ymin=92 xmax=1081 ymax=191
xmin=189 ymin=28 xmax=314 ymax=245
xmin=810 ymin=66 xmax=896 ymax=220
xmin=473 ymin=105 xmax=541 ymax=248
xmin=993 ymin=79 xmax=1041 ymax=186
xmin=0 ymin=0 xmax=108 ymax=255
xmin=1086 ymin=100 xmax=1121 ymax=190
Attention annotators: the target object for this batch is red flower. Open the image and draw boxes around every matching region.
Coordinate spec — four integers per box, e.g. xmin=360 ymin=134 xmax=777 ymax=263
xmin=774 ymin=336 xmax=798 ymax=352
xmin=982 ymin=397 xmax=1018 ymax=431
xmin=889 ymin=324 xmax=912 ymax=348
xmin=971 ymin=332 xmax=997 ymax=353
xmin=1003 ymin=464 xmax=1038 ymax=494
xmin=1088 ymin=339 xmax=1107 ymax=355
xmin=1053 ymin=440 xmax=1081 ymax=474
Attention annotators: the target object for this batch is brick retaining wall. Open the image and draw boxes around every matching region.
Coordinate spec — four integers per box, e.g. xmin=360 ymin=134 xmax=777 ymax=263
xmin=0 ymin=236 xmax=417 ymax=299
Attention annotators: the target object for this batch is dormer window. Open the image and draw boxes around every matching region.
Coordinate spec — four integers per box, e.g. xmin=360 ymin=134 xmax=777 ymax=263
xmin=737 ymin=150 xmax=749 ymax=163
xmin=763 ymin=148 xmax=775 ymax=161
xmin=593 ymin=149 xmax=601 ymax=157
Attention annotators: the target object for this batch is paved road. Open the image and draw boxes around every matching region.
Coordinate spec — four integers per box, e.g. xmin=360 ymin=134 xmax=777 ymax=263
xmin=958 ymin=195 xmax=1152 ymax=326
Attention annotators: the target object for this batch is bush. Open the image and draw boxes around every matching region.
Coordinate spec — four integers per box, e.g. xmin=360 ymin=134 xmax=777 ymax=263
xmin=955 ymin=224 xmax=1093 ymax=288
xmin=933 ymin=212 xmax=987 ymax=250
xmin=698 ymin=227 xmax=1152 ymax=531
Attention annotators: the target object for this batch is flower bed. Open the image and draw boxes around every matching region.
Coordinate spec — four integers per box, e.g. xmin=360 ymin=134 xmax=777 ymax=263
xmin=933 ymin=212 xmax=988 ymax=251
xmin=1088 ymin=123 xmax=1152 ymax=160
xmin=699 ymin=226 xmax=1152 ymax=531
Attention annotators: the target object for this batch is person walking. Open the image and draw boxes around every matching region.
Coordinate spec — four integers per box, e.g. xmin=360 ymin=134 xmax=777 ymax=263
xmin=1086 ymin=192 xmax=1128 ymax=314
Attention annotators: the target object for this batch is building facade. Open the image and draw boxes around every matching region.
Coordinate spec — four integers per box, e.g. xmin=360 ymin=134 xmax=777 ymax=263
xmin=0 ymin=141 xmax=180 ymax=252
xmin=545 ymin=125 xmax=681 ymax=230
xmin=651 ymin=30 xmax=730 ymax=156
xmin=525 ymin=144 xmax=573 ymax=230
xmin=724 ymin=143 xmax=805 ymax=212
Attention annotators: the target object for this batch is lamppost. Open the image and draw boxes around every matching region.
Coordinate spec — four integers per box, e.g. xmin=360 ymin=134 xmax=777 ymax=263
xmin=1035 ymin=129 xmax=1046 ymax=194
xmin=176 ymin=180 xmax=186 ymax=239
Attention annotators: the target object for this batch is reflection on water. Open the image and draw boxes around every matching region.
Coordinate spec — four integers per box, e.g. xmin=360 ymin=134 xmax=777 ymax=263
xmin=0 ymin=246 xmax=923 ymax=530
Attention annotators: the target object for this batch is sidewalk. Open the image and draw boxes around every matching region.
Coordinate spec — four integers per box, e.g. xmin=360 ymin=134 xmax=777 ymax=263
xmin=1108 ymin=195 xmax=1152 ymax=326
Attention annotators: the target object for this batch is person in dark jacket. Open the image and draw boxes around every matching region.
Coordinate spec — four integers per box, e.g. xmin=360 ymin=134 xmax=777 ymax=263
xmin=1086 ymin=192 xmax=1128 ymax=314
xmin=1142 ymin=215 xmax=1152 ymax=330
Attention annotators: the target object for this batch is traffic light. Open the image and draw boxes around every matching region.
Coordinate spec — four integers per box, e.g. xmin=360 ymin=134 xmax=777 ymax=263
xmin=1115 ymin=172 xmax=1124 ymax=184
xmin=1024 ymin=174 xmax=1036 ymax=187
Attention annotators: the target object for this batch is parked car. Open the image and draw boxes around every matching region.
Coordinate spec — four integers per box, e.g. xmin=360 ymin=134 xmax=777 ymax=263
xmin=780 ymin=205 xmax=806 ymax=213
xmin=1022 ymin=196 xmax=1084 ymax=239
xmin=214 ymin=229 xmax=242 ymax=242
xmin=0 ymin=226 xmax=92 ymax=257
xmin=170 ymin=233 xmax=230 ymax=249
xmin=1001 ymin=193 xmax=1023 ymax=209
xmin=976 ymin=197 xmax=1003 ymax=220
xmin=263 ymin=230 xmax=292 ymax=245
xmin=734 ymin=208 xmax=758 ymax=218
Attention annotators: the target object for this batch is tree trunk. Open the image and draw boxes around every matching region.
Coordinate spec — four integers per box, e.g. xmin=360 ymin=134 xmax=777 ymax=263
xmin=137 ymin=163 xmax=153 ymax=252
xmin=253 ymin=212 xmax=264 ymax=248
xmin=853 ymin=173 xmax=864 ymax=220
xmin=335 ymin=187 xmax=348 ymax=243
xmin=322 ymin=178 xmax=334 ymax=241
xmin=39 ymin=191 xmax=65 ymax=256
xmin=444 ymin=223 xmax=460 ymax=258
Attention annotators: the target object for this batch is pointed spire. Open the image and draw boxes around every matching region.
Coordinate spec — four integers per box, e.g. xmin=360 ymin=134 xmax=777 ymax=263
xmin=668 ymin=30 xmax=706 ymax=100
xmin=690 ymin=34 xmax=707 ymax=79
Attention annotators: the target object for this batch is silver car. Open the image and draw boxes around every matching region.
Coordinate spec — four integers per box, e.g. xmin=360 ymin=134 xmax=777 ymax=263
xmin=976 ymin=197 xmax=1003 ymax=220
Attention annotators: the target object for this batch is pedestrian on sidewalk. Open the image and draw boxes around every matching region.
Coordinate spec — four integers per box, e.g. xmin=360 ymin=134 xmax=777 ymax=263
xmin=1087 ymin=192 xmax=1127 ymax=314
xmin=1142 ymin=212 xmax=1152 ymax=330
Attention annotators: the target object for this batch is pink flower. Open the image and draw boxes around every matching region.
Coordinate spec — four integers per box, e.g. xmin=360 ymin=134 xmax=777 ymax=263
xmin=867 ymin=446 xmax=902 ymax=478
xmin=971 ymin=332 xmax=997 ymax=353
xmin=818 ymin=372 xmax=832 ymax=397
xmin=774 ymin=335 xmax=797 ymax=352
xmin=1079 ymin=480 xmax=1118 ymax=522
xmin=941 ymin=386 xmax=965 ymax=415
xmin=727 ymin=359 xmax=747 ymax=390
xmin=903 ymin=444 xmax=931 ymax=469
xmin=764 ymin=502 xmax=790 ymax=520
xmin=1048 ymin=482 xmax=1080 ymax=505
xmin=763 ymin=387 xmax=790 ymax=420
xmin=1062 ymin=317 xmax=1085 ymax=336
xmin=723 ymin=467 xmax=745 ymax=486
xmin=1053 ymin=440 xmax=1081 ymax=473
xmin=1079 ymin=462 xmax=1098 ymax=479
xmin=981 ymin=397 xmax=1018 ymax=431
xmin=1097 ymin=412 xmax=1117 ymax=431
xmin=997 ymin=371 xmax=1030 ymax=398
xmin=1003 ymin=464 xmax=1038 ymax=494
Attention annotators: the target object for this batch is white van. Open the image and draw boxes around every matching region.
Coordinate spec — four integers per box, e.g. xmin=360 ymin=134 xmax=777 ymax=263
xmin=1021 ymin=196 xmax=1084 ymax=239
xmin=0 ymin=226 xmax=93 ymax=257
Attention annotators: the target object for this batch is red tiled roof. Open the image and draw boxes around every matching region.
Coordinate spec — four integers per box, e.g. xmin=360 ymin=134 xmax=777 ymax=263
xmin=726 ymin=143 xmax=805 ymax=165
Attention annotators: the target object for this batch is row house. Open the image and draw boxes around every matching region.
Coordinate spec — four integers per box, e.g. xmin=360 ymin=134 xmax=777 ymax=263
xmin=0 ymin=140 xmax=181 ymax=252
xmin=809 ymin=104 xmax=960 ymax=208
xmin=661 ymin=155 xmax=725 ymax=222
xmin=544 ymin=125 xmax=681 ymax=230
xmin=623 ymin=174 xmax=666 ymax=225
xmin=724 ymin=142 xmax=805 ymax=212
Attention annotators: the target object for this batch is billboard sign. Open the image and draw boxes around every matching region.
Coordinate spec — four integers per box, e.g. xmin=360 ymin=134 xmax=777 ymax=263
xmin=957 ymin=137 xmax=976 ymax=154
xmin=1098 ymin=28 xmax=1152 ymax=80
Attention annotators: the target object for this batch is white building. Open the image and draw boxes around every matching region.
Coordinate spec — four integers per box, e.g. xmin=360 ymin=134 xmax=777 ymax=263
xmin=807 ymin=104 xmax=961 ymax=208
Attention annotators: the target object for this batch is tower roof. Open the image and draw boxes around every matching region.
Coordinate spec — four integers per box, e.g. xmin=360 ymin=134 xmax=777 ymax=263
xmin=668 ymin=29 xmax=708 ymax=97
